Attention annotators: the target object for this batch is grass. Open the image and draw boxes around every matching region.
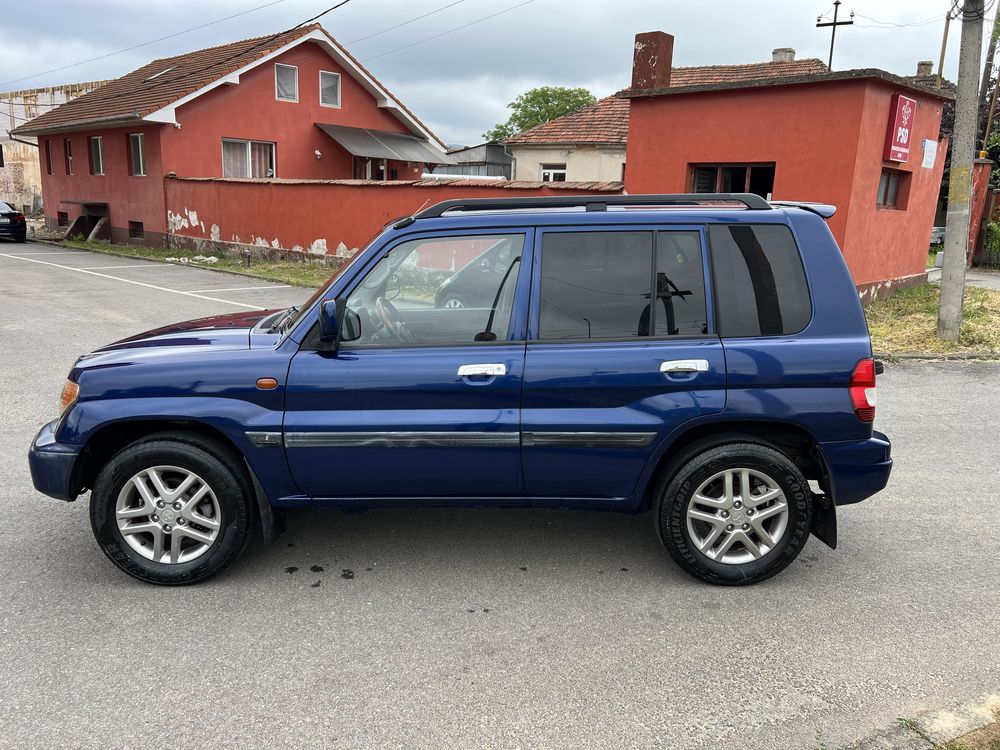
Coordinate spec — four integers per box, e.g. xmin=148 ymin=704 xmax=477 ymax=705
xmin=57 ymin=238 xmax=339 ymax=289
xmin=866 ymin=283 xmax=1000 ymax=355
xmin=897 ymin=712 xmax=1000 ymax=750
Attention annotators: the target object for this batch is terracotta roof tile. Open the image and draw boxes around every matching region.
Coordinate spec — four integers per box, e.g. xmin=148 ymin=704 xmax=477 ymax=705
xmin=507 ymin=58 xmax=829 ymax=145
xmin=14 ymin=26 xmax=323 ymax=134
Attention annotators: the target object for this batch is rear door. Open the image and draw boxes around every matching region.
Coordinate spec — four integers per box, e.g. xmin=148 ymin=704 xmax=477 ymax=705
xmin=520 ymin=226 xmax=726 ymax=501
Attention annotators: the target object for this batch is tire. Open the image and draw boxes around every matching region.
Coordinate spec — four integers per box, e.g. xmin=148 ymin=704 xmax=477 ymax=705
xmin=655 ymin=441 xmax=812 ymax=586
xmin=14 ymin=234 xmax=26 ymax=243
xmin=90 ymin=432 xmax=254 ymax=585
xmin=438 ymin=293 xmax=466 ymax=309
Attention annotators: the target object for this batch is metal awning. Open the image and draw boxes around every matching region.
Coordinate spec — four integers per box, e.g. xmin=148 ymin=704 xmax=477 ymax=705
xmin=316 ymin=123 xmax=454 ymax=165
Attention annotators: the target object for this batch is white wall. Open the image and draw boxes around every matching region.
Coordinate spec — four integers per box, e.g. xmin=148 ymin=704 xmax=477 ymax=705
xmin=509 ymin=144 xmax=626 ymax=182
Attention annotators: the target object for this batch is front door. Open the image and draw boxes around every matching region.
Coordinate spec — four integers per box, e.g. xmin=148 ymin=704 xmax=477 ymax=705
xmin=284 ymin=231 xmax=531 ymax=499
xmin=521 ymin=227 xmax=726 ymax=500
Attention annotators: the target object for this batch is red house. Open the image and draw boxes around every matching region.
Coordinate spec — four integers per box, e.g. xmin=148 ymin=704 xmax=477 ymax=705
xmin=13 ymin=24 xmax=452 ymax=245
xmin=622 ymin=31 xmax=953 ymax=298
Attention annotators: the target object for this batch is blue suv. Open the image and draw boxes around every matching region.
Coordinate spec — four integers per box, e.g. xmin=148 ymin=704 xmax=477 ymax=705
xmin=28 ymin=194 xmax=891 ymax=586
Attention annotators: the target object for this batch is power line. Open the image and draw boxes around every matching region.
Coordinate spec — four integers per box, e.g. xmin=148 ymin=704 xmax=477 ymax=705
xmin=852 ymin=13 xmax=943 ymax=28
xmin=363 ymin=0 xmax=536 ymax=62
xmin=347 ymin=0 xmax=467 ymax=44
xmin=0 ymin=0 xmax=288 ymax=89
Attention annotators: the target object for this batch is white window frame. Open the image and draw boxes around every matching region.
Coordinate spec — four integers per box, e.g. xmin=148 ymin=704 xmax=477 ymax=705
xmin=221 ymin=138 xmax=276 ymax=178
xmin=128 ymin=133 xmax=146 ymax=177
xmin=274 ymin=63 xmax=298 ymax=102
xmin=89 ymin=136 xmax=104 ymax=176
xmin=540 ymin=163 xmax=567 ymax=182
xmin=319 ymin=70 xmax=342 ymax=108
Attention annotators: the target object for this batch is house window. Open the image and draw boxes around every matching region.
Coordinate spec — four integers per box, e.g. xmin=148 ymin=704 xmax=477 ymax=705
xmin=540 ymin=164 xmax=566 ymax=182
xmin=128 ymin=133 xmax=146 ymax=176
xmin=275 ymin=63 xmax=298 ymax=102
xmin=57 ymin=211 xmax=69 ymax=227
xmin=222 ymin=139 xmax=276 ymax=178
xmin=319 ymin=71 xmax=341 ymax=107
xmin=63 ymin=138 xmax=73 ymax=175
xmin=691 ymin=163 xmax=776 ymax=198
xmin=128 ymin=221 xmax=145 ymax=239
xmin=44 ymin=140 xmax=53 ymax=175
xmin=89 ymin=136 xmax=104 ymax=175
xmin=0 ymin=144 xmax=4 ymax=168
xmin=877 ymin=169 xmax=908 ymax=209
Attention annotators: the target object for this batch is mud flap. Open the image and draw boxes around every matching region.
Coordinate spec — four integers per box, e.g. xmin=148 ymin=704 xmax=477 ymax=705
xmin=810 ymin=491 xmax=837 ymax=549
xmin=244 ymin=459 xmax=286 ymax=545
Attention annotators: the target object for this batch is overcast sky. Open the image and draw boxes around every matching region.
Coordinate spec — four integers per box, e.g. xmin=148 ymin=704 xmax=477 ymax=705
xmin=0 ymin=0 xmax=978 ymax=144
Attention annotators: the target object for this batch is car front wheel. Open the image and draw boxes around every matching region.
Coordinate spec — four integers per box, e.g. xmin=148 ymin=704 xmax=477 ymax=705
xmin=656 ymin=441 xmax=812 ymax=585
xmin=90 ymin=433 xmax=253 ymax=585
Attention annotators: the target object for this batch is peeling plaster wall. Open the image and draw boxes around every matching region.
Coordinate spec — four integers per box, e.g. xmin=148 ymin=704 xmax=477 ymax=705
xmin=163 ymin=178 xmax=624 ymax=257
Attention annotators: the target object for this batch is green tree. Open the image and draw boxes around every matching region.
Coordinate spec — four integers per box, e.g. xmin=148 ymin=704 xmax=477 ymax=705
xmin=483 ymin=86 xmax=596 ymax=141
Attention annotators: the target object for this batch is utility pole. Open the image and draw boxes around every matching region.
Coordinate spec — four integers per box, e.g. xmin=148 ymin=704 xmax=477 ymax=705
xmin=937 ymin=7 xmax=953 ymax=89
xmin=816 ymin=0 xmax=855 ymax=70
xmin=938 ymin=0 xmax=985 ymax=341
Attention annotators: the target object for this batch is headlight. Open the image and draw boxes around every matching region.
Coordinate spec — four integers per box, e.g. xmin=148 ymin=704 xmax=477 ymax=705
xmin=59 ymin=380 xmax=79 ymax=414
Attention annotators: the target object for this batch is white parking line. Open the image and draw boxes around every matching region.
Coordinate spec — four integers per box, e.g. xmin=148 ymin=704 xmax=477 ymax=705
xmin=82 ymin=264 xmax=166 ymax=270
xmin=0 ymin=252 xmax=262 ymax=309
xmin=187 ymin=285 xmax=291 ymax=293
xmin=1 ymin=251 xmax=84 ymax=256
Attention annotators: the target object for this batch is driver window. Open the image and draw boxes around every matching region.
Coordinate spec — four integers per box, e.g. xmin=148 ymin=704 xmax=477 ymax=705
xmin=346 ymin=234 xmax=524 ymax=346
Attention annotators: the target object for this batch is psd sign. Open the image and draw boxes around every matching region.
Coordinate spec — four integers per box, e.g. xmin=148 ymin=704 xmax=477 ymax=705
xmin=884 ymin=94 xmax=916 ymax=163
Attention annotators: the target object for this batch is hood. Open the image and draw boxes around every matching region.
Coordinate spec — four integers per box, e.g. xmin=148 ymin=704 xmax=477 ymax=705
xmin=92 ymin=309 xmax=277 ymax=354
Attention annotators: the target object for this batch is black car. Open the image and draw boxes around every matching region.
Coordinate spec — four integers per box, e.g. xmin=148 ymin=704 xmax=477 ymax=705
xmin=434 ymin=237 xmax=517 ymax=308
xmin=0 ymin=201 xmax=27 ymax=242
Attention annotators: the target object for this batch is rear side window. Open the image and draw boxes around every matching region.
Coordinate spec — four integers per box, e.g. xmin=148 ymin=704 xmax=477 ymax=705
xmin=708 ymin=224 xmax=811 ymax=337
xmin=538 ymin=230 xmax=707 ymax=340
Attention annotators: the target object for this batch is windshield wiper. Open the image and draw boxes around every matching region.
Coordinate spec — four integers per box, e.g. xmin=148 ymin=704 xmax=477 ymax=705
xmin=267 ymin=306 xmax=299 ymax=334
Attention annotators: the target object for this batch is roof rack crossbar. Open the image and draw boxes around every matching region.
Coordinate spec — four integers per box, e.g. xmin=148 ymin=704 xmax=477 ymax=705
xmin=411 ymin=193 xmax=771 ymax=220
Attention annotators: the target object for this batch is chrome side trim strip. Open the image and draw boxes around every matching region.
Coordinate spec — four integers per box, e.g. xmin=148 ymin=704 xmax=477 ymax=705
xmin=284 ymin=431 xmax=520 ymax=448
xmin=522 ymin=431 xmax=657 ymax=448
xmin=246 ymin=431 xmax=284 ymax=448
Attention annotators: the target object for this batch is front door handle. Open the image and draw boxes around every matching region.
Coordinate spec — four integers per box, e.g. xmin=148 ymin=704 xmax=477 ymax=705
xmin=458 ymin=363 xmax=507 ymax=377
xmin=660 ymin=359 xmax=710 ymax=374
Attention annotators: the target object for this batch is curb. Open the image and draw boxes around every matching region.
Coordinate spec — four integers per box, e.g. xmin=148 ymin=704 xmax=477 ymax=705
xmin=24 ymin=237 xmax=320 ymax=288
xmin=841 ymin=694 xmax=1000 ymax=750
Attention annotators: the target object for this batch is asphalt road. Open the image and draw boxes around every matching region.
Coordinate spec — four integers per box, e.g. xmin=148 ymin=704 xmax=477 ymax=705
xmin=1 ymin=240 xmax=998 ymax=750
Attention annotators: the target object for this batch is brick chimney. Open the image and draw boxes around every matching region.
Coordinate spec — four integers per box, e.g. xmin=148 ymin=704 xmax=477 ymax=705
xmin=916 ymin=60 xmax=934 ymax=76
xmin=632 ymin=31 xmax=674 ymax=90
xmin=771 ymin=48 xmax=796 ymax=63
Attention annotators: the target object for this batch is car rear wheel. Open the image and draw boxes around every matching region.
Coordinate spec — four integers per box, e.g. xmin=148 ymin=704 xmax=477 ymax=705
xmin=439 ymin=294 xmax=466 ymax=309
xmin=655 ymin=441 xmax=812 ymax=585
xmin=90 ymin=433 xmax=253 ymax=585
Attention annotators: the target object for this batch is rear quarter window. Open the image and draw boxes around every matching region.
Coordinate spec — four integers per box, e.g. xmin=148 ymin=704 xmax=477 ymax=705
xmin=708 ymin=224 xmax=811 ymax=337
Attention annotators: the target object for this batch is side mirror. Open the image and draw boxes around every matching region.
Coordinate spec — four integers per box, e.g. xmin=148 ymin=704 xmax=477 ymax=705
xmin=319 ymin=299 xmax=361 ymax=344
xmin=386 ymin=273 xmax=401 ymax=301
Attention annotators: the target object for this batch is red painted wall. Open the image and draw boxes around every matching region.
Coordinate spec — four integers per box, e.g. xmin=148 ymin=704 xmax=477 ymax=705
xmin=38 ymin=124 xmax=166 ymax=239
xmin=625 ymin=78 xmax=948 ymax=289
xmin=159 ymin=41 xmax=425 ymax=181
xmin=164 ymin=178 xmax=623 ymax=255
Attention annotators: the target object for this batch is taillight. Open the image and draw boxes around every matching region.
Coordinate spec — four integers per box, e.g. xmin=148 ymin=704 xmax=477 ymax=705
xmin=13 ymin=213 xmax=25 ymax=224
xmin=849 ymin=358 xmax=877 ymax=422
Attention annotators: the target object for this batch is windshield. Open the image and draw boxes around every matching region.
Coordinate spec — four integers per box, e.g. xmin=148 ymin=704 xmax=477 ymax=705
xmin=280 ymin=233 xmax=380 ymax=333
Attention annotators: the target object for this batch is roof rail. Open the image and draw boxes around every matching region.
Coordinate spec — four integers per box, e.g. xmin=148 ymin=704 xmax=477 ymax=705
xmin=410 ymin=193 xmax=772 ymax=220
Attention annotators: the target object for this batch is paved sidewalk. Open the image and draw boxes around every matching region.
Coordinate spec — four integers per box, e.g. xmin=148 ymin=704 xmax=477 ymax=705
xmin=927 ymin=267 xmax=1000 ymax=290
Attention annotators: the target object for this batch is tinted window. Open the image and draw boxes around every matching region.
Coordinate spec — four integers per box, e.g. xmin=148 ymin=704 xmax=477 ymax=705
xmin=708 ymin=224 xmax=811 ymax=337
xmin=346 ymin=234 xmax=524 ymax=346
xmin=538 ymin=230 xmax=707 ymax=340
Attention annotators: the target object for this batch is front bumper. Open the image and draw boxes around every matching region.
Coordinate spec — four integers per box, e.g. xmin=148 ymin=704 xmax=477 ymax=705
xmin=820 ymin=430 xmax=892 ymax=506
xmin=28 ymin=419 xmax=81 ymax=501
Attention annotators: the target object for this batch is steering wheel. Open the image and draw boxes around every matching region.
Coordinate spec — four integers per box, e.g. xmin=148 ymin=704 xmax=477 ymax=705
xmin=375 ymin=296 xmax=416 ymax=343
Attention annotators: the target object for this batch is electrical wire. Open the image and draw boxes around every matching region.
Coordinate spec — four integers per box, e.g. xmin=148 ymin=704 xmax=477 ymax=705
xmin=347 ymin=0 xmax=467 ymax=44
xmin=0 ymin=0 xmax=288 ymax=89
xmin=853 ymin=13 xmax=945 ymax=28
xmin=363 ymin=0 xmax=536 ymax=62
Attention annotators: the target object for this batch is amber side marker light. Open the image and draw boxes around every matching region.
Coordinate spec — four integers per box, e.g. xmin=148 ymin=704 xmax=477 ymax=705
xmin=59 ymin=381 xmax=79 ymax=414
xmin=256 ymin=377 xmax=279 ymax=390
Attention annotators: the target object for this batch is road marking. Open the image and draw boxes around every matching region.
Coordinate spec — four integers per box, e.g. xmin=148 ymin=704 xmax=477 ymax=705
xmin=0 ymin=252 xmax=261 ymax=309
xmin=0 ymin=250 xmax=84 ymax=256
xmin=187 ymin=285 xmax=291 ymax=293
xmin=81 ymin=264 xmax=166 ymax=270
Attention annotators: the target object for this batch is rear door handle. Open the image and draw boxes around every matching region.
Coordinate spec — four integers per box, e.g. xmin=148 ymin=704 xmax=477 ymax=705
xmin=660 ymin=359 xmax=710 ymax=374
xmin=458 ymin=363 xmax=507 ymax=377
